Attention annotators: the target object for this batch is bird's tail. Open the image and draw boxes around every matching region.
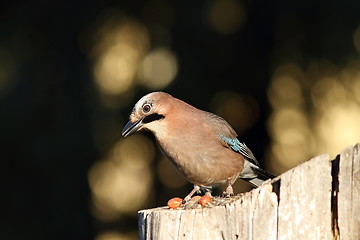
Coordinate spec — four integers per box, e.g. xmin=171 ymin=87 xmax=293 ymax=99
xmin=248 ymin=167 xmax=275 ymax=187
xmin=241 ymin=164 xmax=276 ymax=187
xmin=254 ymin=167 xmax=275 ymax=180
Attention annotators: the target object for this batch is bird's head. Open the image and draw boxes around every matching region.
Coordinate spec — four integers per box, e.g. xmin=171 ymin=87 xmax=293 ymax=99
xmin=122 ymin=92 xmax=172 ymax=137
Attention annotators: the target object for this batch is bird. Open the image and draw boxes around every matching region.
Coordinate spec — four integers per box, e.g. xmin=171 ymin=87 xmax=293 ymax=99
xmin=122 ymin=92 xmax=274 ymax=201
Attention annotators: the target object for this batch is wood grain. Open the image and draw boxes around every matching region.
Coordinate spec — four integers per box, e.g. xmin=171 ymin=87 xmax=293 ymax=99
xmin=337 ymin=144 xmax=360 ymax=240
xmin=138 ymin=144 xmax=359 ymax=240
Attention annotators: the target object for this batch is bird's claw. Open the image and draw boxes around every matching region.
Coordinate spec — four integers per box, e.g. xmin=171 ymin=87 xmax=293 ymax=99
xmin=183 ymin=195 xmax=191 ymax=203
xmin=183 ymin=185 xmax=201 ymax=203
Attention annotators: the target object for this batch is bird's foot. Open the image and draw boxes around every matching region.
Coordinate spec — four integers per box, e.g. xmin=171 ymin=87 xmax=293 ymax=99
xmin=183 ymin=185 xmax=200 ymax=203
xmin=199 ymin=185 xmax=212 ymax=194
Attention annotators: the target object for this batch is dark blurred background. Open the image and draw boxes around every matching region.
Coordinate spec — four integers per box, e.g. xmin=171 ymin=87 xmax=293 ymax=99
xmin=1 ymin=0 xmax=360 ymax=239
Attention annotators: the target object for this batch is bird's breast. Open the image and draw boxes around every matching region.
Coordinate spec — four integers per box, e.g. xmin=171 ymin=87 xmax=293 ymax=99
xmin=155 ymin=133 xmax=244 ymax=186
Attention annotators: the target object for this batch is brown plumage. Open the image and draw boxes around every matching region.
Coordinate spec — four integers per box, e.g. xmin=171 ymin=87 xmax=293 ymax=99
xmin=122 ymin=92 xmax=274 ymax=201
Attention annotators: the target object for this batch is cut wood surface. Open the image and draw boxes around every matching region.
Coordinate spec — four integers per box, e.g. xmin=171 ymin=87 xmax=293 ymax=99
xmin=138 ymin=144 xmax=360 ymax=240
xmin=337 ymin=145 xmax=360 ymax=240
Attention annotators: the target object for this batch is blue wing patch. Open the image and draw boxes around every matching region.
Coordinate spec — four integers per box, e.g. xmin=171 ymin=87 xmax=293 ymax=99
xmin=219 ymin=135 xmax=260 ymax=166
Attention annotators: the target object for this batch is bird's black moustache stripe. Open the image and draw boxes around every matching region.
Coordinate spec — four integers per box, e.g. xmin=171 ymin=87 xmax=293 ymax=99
xmin=143 ymin=113 xmax=164 ymax=123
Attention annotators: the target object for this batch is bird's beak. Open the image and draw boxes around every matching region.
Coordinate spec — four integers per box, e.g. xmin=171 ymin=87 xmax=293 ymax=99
xmin=122 ymin=118 xmax=144 ymax=137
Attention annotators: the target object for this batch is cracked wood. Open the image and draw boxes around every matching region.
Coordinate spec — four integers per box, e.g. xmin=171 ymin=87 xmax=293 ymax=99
xmin=138 ymin=143 xmax=360 ymax=240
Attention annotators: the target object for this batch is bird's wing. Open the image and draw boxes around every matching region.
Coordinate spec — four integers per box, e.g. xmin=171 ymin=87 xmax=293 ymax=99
xmin=218 ymin=135 xmax=260 ymax=166
xmin=204 ymin=112 xmax=260 ymax=166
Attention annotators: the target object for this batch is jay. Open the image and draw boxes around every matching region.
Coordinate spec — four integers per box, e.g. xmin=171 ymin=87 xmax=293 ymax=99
xmin=122 ymin=92 xmax=274 ymax=201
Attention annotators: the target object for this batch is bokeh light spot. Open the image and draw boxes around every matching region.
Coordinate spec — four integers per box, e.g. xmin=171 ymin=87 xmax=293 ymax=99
xmin=90 ymin=15 xmax=149 ymax=97
xmin=157 ymin=157 xmax=187 ymax=188
xmin=267 ymin=63 xmax=310 ymax=173
xmin=0 ymin=48 xmax=17 ymax=96
xmin=88 ymin=135 xmax=154 ymax=221
xmin=268 ymin=108 xmax=310 ymax=171
xmin=211 ymin=91 xmax=259 ymax=134
xmin=117 ymin=135 xmax=154 ymax=170
xmin=95 ymin=231 xmax=136 ymax=240
xmin=268 ymin=75 xmax=303 ymax=108
xmin=338 ymin=61 xmax=360 ymax=104
xmin=353 ymin=25 xmax=360 ymax=53
xmin=138 ymin=48 xmax=178 ymax=89
xmin=269 ymin=108 xmax=309 ymax=144
xmin=205 ymin=0 xmax=246 ymax=34
xmin=315 ymin=103 xmax=360 ymax=156
xmin=268 ymin=59 xmax=360 ymax=174
xmin=353 ymin=75 xmax=360 ymax=103
xmin=311 ymin=77 xmax=346 ymax=110
xmin=94 ymin=45 xmax=137 ymax=95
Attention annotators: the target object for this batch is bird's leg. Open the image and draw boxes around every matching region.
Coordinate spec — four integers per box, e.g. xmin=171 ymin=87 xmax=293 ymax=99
xmin=183 ymin=185 xmax=200 ymax=202
xmin=224 ymin=178 xmax=234 ymax=197
xmin=200 ymin=186 xmax=213 ymax=197
xmin=199 ymin=185 xmax=212 ymax=194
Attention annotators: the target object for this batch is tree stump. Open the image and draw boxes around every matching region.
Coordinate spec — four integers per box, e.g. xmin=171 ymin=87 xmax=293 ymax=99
xmin=138 ymin=144 xmax=360 ymax=240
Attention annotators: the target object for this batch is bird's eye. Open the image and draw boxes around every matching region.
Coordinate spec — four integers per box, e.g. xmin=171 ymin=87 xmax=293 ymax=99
xmin=142 ymin=104 xmax=151 ymax=113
